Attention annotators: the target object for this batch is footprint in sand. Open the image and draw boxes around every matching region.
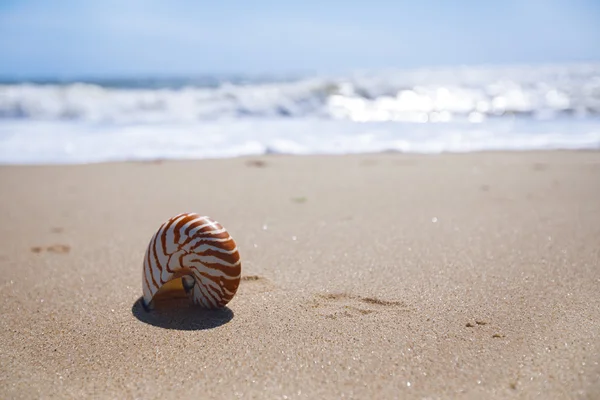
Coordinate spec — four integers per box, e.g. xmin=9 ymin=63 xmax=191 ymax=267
xmin=238 ymin=275 xmax=276 ymax=294
xmin=31 ymin=244 xmax=71 ymax=254
xmin=465 ymin=319 xmax=506 ymax=338
xmin=310 ymin=292 xmax=410 ymax=319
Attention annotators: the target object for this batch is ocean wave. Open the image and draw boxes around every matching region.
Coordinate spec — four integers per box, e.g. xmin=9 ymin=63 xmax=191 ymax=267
xmin=1 ymin=118 xmax=599 ymax=164
xmin=1 ymin=64 xmax=600 ymax=123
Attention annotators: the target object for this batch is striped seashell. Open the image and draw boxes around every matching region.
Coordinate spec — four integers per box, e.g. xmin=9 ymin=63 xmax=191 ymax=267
xmin=142 ymin=213 xmax=241 ymax=310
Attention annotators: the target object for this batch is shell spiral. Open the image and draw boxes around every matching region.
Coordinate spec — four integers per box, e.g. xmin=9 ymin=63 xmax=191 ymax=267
xmin=142 ymin=213 xmax=241 ymax=309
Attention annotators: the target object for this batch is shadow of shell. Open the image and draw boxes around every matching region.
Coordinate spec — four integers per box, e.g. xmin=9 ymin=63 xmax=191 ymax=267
xmin=131 ymin=297 xmax=234 ymax=331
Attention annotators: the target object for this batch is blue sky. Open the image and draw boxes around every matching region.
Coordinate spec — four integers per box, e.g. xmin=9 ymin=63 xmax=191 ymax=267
xmin=1 ymin=0 xmax=599 ymax=78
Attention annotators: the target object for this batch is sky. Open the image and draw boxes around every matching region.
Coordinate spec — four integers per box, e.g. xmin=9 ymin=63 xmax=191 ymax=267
xmin=1 ymin=0 xmax=599 ymax=78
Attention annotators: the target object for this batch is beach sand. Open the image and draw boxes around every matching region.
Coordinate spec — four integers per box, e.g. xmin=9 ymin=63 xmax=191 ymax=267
xmin=1 ymin=152 xmax=599 ymax=399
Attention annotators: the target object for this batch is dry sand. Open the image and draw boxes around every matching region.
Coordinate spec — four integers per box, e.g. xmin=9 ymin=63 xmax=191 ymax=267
xmin=1 ymin=152 xmax=599 ymax=399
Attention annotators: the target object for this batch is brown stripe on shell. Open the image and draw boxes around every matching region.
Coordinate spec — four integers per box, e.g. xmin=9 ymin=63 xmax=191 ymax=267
xmin=194 ymin=248 xmax=240 ymax=265
xmin=182 ymin=218 xmax=212 ymax=237
xmin=146 ymin=235 xmax=161 ymax=290
xmin=192 ymin=219 xmax=224 ymax=234
xmin=179 ymin=228 xmax=230 ymax=248
xmin=191 ymin=237 xmax=236 ymax=253
xmin=173 ymin=214 xmax=196 ymax=245
xmin=143 ymin=257 xmax=153 ymax=295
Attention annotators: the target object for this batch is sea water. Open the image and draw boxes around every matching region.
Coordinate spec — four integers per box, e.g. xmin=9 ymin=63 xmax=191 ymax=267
xmin=1 ymin=63 xmax=599 ymax=164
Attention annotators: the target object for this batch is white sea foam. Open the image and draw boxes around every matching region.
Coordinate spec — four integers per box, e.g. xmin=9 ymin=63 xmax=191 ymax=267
xmin=0 ymin=64 xmax=599 ymax=164
xmin=1 ymin=118 xmax=598 ymax=165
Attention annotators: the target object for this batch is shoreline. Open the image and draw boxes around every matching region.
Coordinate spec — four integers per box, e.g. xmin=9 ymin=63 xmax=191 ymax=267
xmin=1 ymin=147 xmax=600 ymax=167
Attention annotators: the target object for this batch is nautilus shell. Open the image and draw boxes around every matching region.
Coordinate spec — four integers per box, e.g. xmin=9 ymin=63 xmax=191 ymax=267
xmin=142 ymin=213 xmax=241 ymax=310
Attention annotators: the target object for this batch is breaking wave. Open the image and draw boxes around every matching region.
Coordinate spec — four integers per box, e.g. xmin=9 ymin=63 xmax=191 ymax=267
xmin=1 ymin=64 xmax=600 ymax=124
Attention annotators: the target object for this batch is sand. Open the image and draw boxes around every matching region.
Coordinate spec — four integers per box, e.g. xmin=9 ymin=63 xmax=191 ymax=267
xmin=0 ymin=152 xmax=599 ymax=399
